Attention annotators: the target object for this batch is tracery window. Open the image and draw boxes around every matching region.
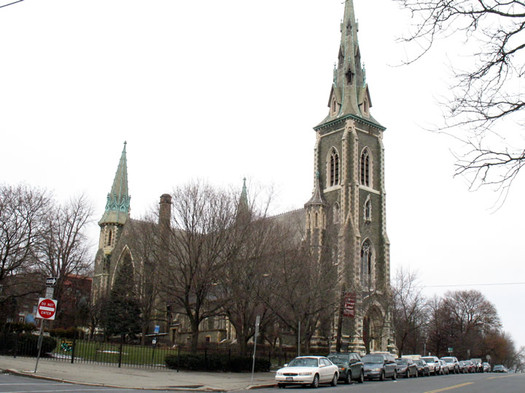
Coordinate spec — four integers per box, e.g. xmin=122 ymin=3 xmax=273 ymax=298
xmin=361 ymin=239 xmax=373 ymax=287
xmin=328 ymin=148 xmax=340 ymax=187
xmin=360 ymin=148 xmax=372 ymax=187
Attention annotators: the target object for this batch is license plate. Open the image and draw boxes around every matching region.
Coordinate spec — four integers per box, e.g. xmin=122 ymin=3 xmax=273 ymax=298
xmin=286 ymin=377 xmax=294 ymax=381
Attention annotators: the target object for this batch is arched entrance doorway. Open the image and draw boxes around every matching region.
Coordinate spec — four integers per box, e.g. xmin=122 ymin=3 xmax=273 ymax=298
xmin=363 ymin=306 xmax=384 ymax=353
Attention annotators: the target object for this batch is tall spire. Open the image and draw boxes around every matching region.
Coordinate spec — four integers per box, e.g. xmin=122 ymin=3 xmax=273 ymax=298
xmin=99 ymin=142 xmax=131 ymax=226
xmin=316 ymin=0 xmax=382 ymax=129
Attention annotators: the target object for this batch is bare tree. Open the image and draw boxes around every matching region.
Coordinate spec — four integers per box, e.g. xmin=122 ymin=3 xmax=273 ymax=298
xmin=392 ymin=267 xmax=428 ymax=356
xmin=0 ymin=184 xmax=50 ymax=319
xmin=158 ymin=181 xmax=238 ymax=352
xmin=33 ymin=194 xmax=93 ymax=324
xmin=264 ymin=232 xmax=339 ymax=354
xmin=125 ymin=217 xmax=162 ymax=343
xmin=395 ymin=0 xmax=525 ymax=196
xmin=215 ymin=195 xmax=281 ymax=356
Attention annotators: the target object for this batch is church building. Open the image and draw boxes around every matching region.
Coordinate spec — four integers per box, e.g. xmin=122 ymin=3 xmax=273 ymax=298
xmin=92 ymin=0 xmax=394 ymax=354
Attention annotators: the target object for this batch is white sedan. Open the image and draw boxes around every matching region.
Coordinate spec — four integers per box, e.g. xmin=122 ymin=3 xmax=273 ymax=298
xmin=275 ymin=356 xmax=339 ymax=388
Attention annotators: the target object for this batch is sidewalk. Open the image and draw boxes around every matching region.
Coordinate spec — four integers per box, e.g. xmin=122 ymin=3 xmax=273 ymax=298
xmin=0 ymin=355 xmax=276 ymax=391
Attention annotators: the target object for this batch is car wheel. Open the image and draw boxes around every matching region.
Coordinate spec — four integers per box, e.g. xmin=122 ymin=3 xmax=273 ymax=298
xmin=414 ymin=369 xmax=418 ymax=378
xmin=311 ymin=374 xmax=319 ymax=388
xmin=379 ymin=370 xmax=385 ymax=381
xmin=392 ymin=370 xmax=397 ymax=380
xmin=358 ymin=370 xmax=364 ymax=384
xmin=344 ymin=372 xmax=351 ymax=384
xmin=330 ymin=373 xmax=338 ymax=387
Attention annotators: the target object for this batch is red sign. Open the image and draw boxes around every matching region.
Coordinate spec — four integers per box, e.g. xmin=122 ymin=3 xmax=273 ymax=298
xmin=36 ymin=298 xmax=57 ymax=320
xmin=342 ymin=292 xmax=356 ymax=318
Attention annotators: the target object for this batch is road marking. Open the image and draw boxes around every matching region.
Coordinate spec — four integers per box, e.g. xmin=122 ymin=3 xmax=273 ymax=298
xmin=425 ymin=382 xmax=474 ymax=393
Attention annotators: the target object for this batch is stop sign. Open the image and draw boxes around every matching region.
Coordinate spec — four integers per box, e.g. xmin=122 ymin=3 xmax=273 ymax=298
xmin=36 ymin=298 xmax=57 ymax=320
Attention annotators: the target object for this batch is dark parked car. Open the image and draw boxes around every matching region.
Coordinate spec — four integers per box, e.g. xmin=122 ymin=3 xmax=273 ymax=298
xmin=395 ymin=358 xmax=418 ymax=378
xmin=362 ymin=352 xmax=397 ymax=381
xmin=414 ymin=359 xmax=430 ymax=376
xmin=327 ymin=352 xmax=364 ymax=384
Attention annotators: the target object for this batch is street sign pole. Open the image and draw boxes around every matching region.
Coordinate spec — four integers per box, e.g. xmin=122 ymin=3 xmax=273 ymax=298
xmin=251 ymin=315 xmax=261 ymax=383
xmin=34 ymin=320 xmax=45 ymax=373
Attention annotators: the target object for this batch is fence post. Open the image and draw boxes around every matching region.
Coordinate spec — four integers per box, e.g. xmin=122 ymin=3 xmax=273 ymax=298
xmin=177 ymin=345 xmax=181 ymax=372
xmin=13 ymin=333 xmax=18 ymax=359
xmin=118 ymin=334 xmax=124 ymax=368
xmin=71 ymin=332 xmax=76 ymax=364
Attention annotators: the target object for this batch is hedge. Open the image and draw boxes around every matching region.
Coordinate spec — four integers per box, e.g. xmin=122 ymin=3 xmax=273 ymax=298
xmin=165 ymin=353 xmax=271 ymax=372
xmin=0 ymin=333 xmax=57 ymax=357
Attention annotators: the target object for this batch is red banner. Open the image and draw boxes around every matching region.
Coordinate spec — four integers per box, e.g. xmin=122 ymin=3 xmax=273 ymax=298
xmin=342 ymin=292 xmax=356 ymax=318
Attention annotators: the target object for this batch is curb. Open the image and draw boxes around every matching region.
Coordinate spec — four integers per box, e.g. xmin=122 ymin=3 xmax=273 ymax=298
xmin=1 ymin=368 xmax=275 ymax=391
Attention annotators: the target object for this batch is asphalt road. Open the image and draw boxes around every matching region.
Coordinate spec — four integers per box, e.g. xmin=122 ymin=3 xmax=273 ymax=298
xmin=0 ymin=373 xmax=174 ymax=393
xmin=248 ymin=372 xmax=525 ymax=393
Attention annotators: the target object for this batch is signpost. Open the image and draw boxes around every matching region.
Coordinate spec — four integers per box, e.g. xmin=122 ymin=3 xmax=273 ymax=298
xmin=251 ymin=315 xmax=261 ymax=383
xmin=34 ymin=296 xmax=58 ymax=373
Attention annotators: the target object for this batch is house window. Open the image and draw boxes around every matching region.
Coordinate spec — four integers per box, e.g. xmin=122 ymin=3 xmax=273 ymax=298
xmin=361 ymin=239 xmax=373 ymax=287
xmin=360 ymin=148 xmax=371 ymax=187
xmin=328 ymin=148 xmax=340 ymax=187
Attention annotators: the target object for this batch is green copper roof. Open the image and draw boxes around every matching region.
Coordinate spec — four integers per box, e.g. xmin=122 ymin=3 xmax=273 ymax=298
xmin=99 ymin=142 xmax=131 ymax=226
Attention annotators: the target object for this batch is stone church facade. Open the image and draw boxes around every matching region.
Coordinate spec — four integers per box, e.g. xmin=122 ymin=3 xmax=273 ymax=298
xmin=92 ymin=0 xmax=395 ymax=353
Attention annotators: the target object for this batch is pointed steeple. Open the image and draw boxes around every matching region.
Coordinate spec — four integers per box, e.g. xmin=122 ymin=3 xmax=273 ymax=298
xmin=316 ymin=0 xmax=382 ymax=129
xmin=236 ymin=178 xmax=251 ymax=223
xmin=99 ymin=142 xmax=131 ymax=226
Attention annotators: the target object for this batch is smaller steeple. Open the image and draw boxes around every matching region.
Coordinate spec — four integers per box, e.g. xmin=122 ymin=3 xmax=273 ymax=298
xmin=305 ymin=172 xmax=327 ymax=208
xmin=99 ymin=142 xmax=131 ymax=226
xmin=236 ymin=178 xmax=251 ymax=223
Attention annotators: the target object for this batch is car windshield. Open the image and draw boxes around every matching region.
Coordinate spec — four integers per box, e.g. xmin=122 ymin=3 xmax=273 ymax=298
xmin=362 ymin=355 xmax=384 ymax=364
xmin=328 ymin=354 xmax=347 ymax=363
xmin=288 ymin=358 xmax=319 ymax=368
xmin=396 ymin=359 xmax=408 ymax=364
xmin=442 ymin=357 xmax=454 ymax=363
xmin=422 ymin=357 xmax=435 ymax=363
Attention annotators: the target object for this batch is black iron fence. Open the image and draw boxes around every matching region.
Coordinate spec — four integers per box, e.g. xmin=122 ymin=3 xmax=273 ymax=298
xmin=0 ymin=332 xmax=322 ymax=370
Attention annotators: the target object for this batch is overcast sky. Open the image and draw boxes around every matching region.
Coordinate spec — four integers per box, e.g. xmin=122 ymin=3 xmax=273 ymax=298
xmin=1 ymin=0 xmax=524 ymax=350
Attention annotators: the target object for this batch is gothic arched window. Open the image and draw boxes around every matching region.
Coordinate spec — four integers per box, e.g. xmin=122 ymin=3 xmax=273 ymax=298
xmin=328 ymin=148 xmax=340 ymax=187
xmin=361 ymin=239 xmax=373 ymax=287
xmin=360 ymin=148 xmax=372 ymax=187
xmin=364 ymin=196 xmax=372 ymax=222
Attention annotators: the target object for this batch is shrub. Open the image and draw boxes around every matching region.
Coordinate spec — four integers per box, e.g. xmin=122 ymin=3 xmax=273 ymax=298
xmin=49 ymin=327 xmax=82 ymax=339
xmin=0 ymin=333 xmax=56 ymax=357
xmin=165 ymin=353 xmax=270 ymax=372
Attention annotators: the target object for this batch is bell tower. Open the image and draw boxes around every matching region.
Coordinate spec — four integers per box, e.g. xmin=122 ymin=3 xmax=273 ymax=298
xmin=93 ymin=142 xmax=131 ymax=301
xmin=306 ymin=0 xmax=395 ymax=353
